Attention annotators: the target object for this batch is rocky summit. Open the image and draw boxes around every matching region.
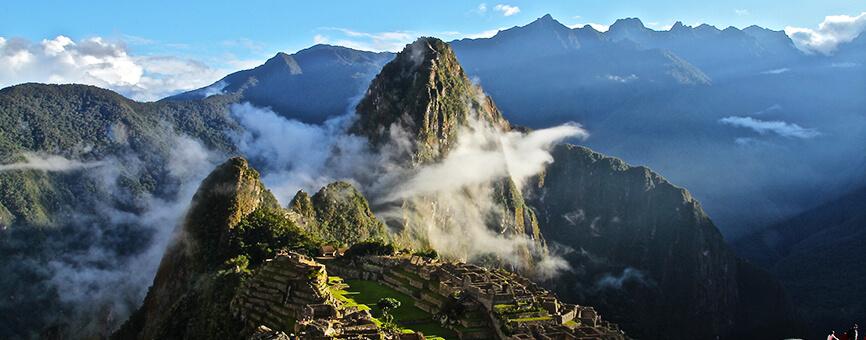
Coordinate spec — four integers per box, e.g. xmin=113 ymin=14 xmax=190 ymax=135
xmin=353 ymin=37 xmax=508 ymax=163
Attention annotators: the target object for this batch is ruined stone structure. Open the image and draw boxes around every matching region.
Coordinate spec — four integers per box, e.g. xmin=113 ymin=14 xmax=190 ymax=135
xmin=327 ymin=255 xmax=628 ymax=340
xmin=232 ymin=251 xmax=384 ymax=339
xmin=232 ymin=250 xmax=626 ymax=339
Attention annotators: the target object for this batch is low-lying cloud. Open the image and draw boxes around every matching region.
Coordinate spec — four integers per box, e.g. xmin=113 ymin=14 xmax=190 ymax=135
xmin=595 ymin=267 xmax=651 ymax=291
xmin=719 ymin=116 xmax=820 ymax=139
xmin=0 ymin=153 xmax=104 ymax=172
xmin=383 ymin=121 xmax=586 ymax=201
xmin=785 ymin=12 xmax=866 ymax=55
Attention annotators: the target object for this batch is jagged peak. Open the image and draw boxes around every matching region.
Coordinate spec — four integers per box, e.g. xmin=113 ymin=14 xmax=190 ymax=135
xmin=526 ymin=13 xmax=568 ymax=29
xmin=610 ymin=17 xmax=647 ymax=31
xmin=695 ymin=23 xmax=721 ymax=32
xmin=353 ymin=36 xmax=507 ymax=161
xmin=260 ymin=51 xmax=302 ymax=75
xmin=184 ymin=156 xmax=278 ymax=267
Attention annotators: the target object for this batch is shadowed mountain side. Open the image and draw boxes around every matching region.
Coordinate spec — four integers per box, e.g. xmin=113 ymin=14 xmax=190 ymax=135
xmin=167 ymin=45 xmax=393 ymax=124
xmin=527 ymin=144 xmax=803 ymax=339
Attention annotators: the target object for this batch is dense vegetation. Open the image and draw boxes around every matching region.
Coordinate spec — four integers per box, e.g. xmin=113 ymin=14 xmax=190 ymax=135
xmin=291 ymin=181 xmax=388 ymax=245
xmin=115 ymin=157 xmax=325 ymax=339
xmin=353 ymin=37 xmax=507 ymax=162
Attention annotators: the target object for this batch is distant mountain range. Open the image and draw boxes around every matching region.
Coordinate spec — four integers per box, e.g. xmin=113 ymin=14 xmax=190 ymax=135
xmin=172 ymin=14 xmax=866 ymax=239
xmin=167 ymin=45 xmax=391 ymax=124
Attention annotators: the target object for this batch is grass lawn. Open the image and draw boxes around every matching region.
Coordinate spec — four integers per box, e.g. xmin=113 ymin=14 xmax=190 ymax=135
xmin=336 ymin=278 xmax=458 ymax=339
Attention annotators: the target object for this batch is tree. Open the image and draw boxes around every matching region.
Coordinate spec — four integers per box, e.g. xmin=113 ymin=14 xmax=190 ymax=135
xmin=376 ymin=297 xmax=402 ymax=326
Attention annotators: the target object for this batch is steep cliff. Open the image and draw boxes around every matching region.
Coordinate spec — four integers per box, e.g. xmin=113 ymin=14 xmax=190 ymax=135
xmin=527 ymin=144 xmax=802 ymax=339
xmin=353 ymin=37 xmax=508 ymax=163
xmin=350 ymin=37 xmax=546 ymax=270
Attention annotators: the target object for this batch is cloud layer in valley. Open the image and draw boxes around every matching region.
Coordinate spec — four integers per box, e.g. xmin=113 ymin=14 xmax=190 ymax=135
xmin=0 ymin=35 xmax=226 ymax=101
xmin=0 ymin=153 xmax=105 ymax=172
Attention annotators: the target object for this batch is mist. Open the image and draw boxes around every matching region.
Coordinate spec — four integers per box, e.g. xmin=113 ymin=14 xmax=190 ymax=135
xmin=224 ymin=99 xmax=585 ymax=279
xmin=0 ymin=134 xmax=222 ymax=337
xmin=0 ymin=152 xmax=105 ymax=172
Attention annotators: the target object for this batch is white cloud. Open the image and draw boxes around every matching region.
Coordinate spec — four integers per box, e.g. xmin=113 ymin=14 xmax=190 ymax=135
xmin=316 ymin=27 xmax=420 ymax=52
xmin=316 ymin=26 xmax=511 ymax=50
xmin=0 ymin=153 xmax=105 ymax=172
xmin=734 ymin=9 xmax=750 ymax=16
xmin=477 ymin=3 xmax=488 ymax=13
xmin=605 ymin=74 xmax=638 ymax=83
xmin=568 ymin=23 xmax=610 ymax=32
xmin=719 ymin=116 xmax=820 ymax=139
xmin=494 ymin=4 xmax=520 ymax=16
xmin=313 ymin=34 xmax=329 ymax=44
xmin=760 ymin=68 xmax=790 ymax=75
xmin=463 ymin=27 xmax=508 ymax=39
xmin=785 ymin=12 xmax=866 ymax=55
xmin=0 ymin=35 xmax=228 ymax=101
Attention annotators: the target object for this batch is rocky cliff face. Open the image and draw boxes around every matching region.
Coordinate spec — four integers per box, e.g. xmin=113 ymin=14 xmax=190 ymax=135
xmin=527 ymin=144 xmax=802 ymax=339
xmin=350 ymin=37 xmax=547 ymax=271
xmin=114 ymin=157 xmax=281 ymax=339
xmin=353 ymin=37 xmax=508 ymax=164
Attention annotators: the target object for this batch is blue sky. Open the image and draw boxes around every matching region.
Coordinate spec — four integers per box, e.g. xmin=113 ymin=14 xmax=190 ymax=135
xmin=0 ymin=1 xmax=863 ymax=100
xmin=2 ymin=0 xmax=862 ymax=56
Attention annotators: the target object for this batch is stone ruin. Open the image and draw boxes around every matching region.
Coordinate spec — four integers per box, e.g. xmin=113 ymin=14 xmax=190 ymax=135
xmin=232 ymin=251 xmax=384 ymax=339
xmin=325 ymin=255 xmax=628 ymax=340
xmin=231 ymin=250 xmax=627 ymax=339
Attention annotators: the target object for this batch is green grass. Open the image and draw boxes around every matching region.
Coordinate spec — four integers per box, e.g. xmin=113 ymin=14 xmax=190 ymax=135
xmin=509 ymin=315 xmax=552 ymax=323
xmin=338 ymin=279 xmax=458 ymax=339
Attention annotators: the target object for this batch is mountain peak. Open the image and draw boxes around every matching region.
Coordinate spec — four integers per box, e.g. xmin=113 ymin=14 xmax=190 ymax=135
xmin=610 ymin=17 xmax=647 ymax=30
xmin=261 ymin=51 xmax=302 ymax=75
xmin=530 ymin=13 xmax=558 ymax=25
xmin=353 ymin=37 xmax=507 ymax=162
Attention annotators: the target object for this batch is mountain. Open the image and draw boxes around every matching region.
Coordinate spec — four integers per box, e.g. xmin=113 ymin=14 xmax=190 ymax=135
xmin=117 ymin=156 xmax=631 ymax=339
xmin=0 ymin=83 xmax=241 ymax=338
xmin=163 ymin=16 xmax=858 ymax=239
xmin=734 ymin=185 xmax=866 ymax=337
xmin=289 ymin=181 xmax=388 ymax=245
xmin=353 ymin=37 xmax=509 ymax=163
xmin=451 ymin=14 xmax=710 ymax=87
xmin=168 ymin=45 xmax=393 ymax=124
xmin=832 ymin=31 xmax=866 ymax=64
xmin=446 ymin=15 xmax=865 ymax=239
xmin=449 ymin=15 xmax=710 ymax=129
xmin=347 ymin=36 xmax=802 ymax=339
xmin=606 ymin=18 xmax=805 ymax=77
xmin=526 ymin=144 xmax=803 ymax=339
xmin=113 ymin=157 xmax=319 ymax=339
xmin=350 ymin=37 xmax=549 ymax=275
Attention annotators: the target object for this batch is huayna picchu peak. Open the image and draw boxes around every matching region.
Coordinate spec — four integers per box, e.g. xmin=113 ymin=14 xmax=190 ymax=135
xmin=353 ymin=37 xmax=509 ymax=163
